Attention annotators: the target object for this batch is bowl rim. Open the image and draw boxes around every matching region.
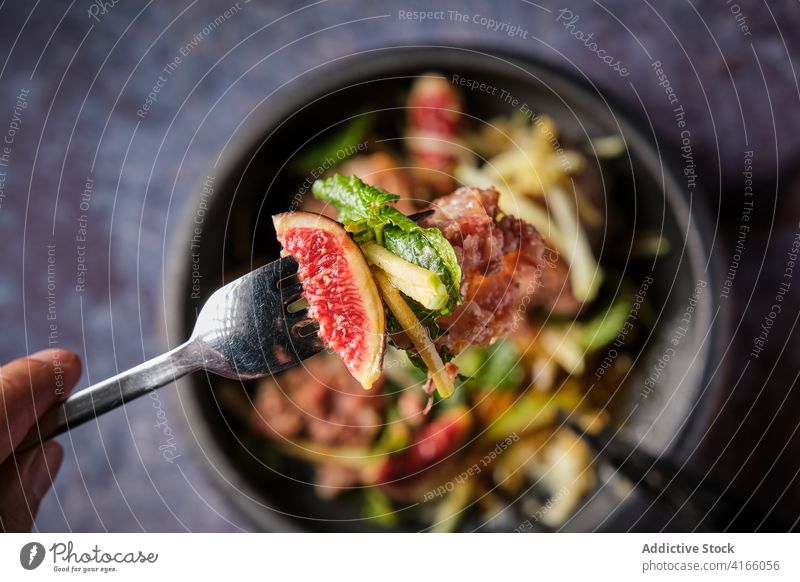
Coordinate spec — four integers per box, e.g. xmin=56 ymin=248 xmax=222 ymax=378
xmin=166 ymin=43 xmax=729 ymax=532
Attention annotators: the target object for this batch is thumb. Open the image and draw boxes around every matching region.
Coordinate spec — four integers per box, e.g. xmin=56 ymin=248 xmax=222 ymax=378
xmin=0 ymin=441 xmax=63 ymax=532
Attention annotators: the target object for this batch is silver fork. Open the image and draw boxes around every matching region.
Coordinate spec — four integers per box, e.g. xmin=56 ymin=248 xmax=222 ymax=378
xmin=19 ymin=256 xmax=323 ymax=451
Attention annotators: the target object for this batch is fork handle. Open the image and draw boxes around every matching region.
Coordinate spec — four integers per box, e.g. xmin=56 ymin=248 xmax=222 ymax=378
xmin=18 ymin=340 xmax=202 ymax=451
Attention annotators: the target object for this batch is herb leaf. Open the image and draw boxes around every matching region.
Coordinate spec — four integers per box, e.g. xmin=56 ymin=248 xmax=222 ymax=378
xmin=312 ymin=173 xmax=399 ymax=226
xmin=313 ymin=174 xmax=462 ymax=313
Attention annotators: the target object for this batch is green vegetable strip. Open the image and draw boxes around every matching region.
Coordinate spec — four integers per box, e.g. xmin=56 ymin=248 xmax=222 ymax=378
xmin=454 ymin=340 xmax=524 ymax=391
xmin=290 ymin=116 xmax=372 ymax=173
xmin=578 ymin=288 xmax=633 ymax=351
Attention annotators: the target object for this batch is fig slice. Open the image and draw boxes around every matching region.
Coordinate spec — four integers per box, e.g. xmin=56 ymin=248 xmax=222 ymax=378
xmin=273 ymin=211 xmax=385 ymax=389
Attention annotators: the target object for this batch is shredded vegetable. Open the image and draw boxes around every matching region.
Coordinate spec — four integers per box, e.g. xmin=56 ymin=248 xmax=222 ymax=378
xmin=577 ymin=288 xmax=633 ymax=351
xmin=547 ymin=185 xmax=603 ymax=302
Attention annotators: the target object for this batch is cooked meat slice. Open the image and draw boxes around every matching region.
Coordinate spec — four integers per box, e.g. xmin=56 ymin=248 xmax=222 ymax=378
xmin=406 ymin=75 xmax=465 ymax=198
xmin=251 ymin=353 xmax=384 ymax=447
xmin=300 ymin=193 xmax=339 ymax=221
xmin=420 ymin=187 xmax=565 ymax=353
xmin=251 ymin=378 xmax=304 ymax=438
xmin=419 ymin=186 xmax=505 ymax=276
xmin=397 ymin=388 xmax=427 ymax=428
xmin=537 ymin=251 xmax=582 ymax=315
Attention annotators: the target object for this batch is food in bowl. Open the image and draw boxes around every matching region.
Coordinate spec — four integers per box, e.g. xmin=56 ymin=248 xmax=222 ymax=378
xmin=219 ymin=73 xmax=653 ymax=531
xmin=275 ymin=175 xmax=557 ymax=398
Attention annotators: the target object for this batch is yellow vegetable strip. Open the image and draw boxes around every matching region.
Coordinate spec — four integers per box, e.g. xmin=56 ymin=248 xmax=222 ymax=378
xmin=547 ymin=185 xmax=603 ymax=302
xmin=373 ymin=268 xmax=454 ymax=398
xmin=361 ymin=243 xmax=448 ymax=311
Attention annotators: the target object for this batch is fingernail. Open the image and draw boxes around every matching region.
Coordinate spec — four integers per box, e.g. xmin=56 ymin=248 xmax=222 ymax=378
xmin=28 ymin=442 xmax=63 ymax=499
xmin=27 ymin=349 xmax=81 ymax=400
xmin=28 ymin=349 xmax=57 ymax=364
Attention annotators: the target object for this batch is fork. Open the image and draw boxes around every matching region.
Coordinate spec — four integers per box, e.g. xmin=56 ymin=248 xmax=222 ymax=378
xmin=19 ymin=256 xmax=323 ymax=451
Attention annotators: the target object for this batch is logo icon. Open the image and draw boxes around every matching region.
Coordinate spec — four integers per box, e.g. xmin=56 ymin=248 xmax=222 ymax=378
xmin=20 ymin=542 xmax=45 ymax=570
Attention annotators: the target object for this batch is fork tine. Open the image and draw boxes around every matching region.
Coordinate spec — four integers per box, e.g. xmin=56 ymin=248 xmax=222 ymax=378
xmin=254 ymin=255 xmax=298 ymax=290
xmin=275 ymin=255 xmax=299 ymax=280
xmin=200 ymin=255 xmax=323 ymax=377
xmin=290 ymin=316 xmax=320 ymax=338
xmin=279 ymin=281 xmax=304 ymax=302
xmin=408 ymin=209 xmax=434 ymax=222
xmin=284 ymin=306 xmax=312 ymax=325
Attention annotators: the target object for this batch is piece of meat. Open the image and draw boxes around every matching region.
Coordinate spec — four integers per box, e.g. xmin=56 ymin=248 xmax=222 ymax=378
xmin=251 ymin=353 xmax=385 ymax=447
xmin=419 ymin=186 xmax=504 ymax=275
xmin=397 ymin=388 xmax=427 ymax=428
xmin=406 ymin=75 xmax=466 ymax=199
xmin=420 ymin=187 xmax=564 ymax=353
xmin=536 ymin=250 xmax=582 ymax=315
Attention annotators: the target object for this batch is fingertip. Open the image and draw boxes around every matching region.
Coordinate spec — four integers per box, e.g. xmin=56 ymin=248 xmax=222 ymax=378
xmin=57 ymin=350 xmax=82 ymax=392
xmin=29 ymin=348 xmax=81 ymax=372
xmin=27 ymin=348 xmax=61 ymax=364
xmin=28 ymin=349 xmax=82 ymax=399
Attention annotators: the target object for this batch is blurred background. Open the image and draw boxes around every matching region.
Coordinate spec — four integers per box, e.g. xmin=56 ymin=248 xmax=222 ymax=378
xmin=0 ymin=0 xmax=798 ymax=531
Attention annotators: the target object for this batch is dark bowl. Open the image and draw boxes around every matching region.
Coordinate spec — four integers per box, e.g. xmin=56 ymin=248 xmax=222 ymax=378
xmin=168 ymin=46 xmax=726 ymax=532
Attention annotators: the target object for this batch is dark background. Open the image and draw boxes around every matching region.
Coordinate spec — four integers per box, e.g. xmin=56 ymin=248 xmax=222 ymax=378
xmin=0 ymin=0 xmax=798 ymax=531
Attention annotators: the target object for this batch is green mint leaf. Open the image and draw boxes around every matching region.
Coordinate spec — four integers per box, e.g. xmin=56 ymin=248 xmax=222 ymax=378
xmin=312 ymin=173 xmax=398 ymax=224
xmin=312 ymin=173 xmax=462 ymax=314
